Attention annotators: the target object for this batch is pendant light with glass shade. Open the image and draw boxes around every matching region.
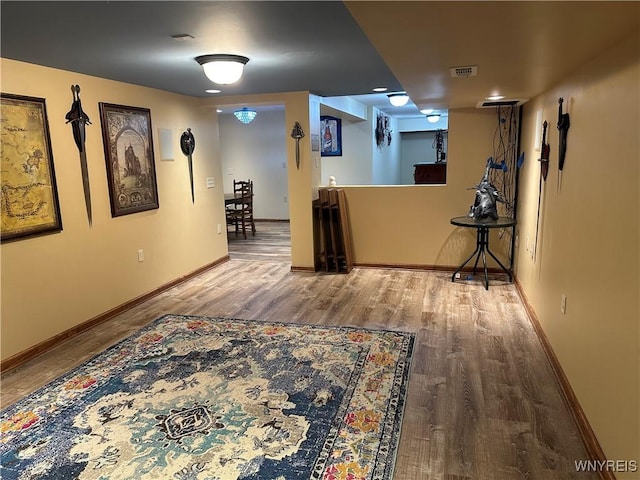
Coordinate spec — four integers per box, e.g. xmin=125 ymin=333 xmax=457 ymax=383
xmin=234 ymin=107 xmax=257 ymax=124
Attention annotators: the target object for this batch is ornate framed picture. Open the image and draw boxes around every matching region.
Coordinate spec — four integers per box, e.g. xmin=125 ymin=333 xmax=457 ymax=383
xmin=99 ymin=103 xmax=159 ymax=217
xmin=1 ymin=93 xmax=63 ymax=242
xmin=320 ymin=115 xmax=342 ymax=157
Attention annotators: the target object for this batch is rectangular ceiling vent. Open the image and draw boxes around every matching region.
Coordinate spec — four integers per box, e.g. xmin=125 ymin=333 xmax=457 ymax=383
xmin=450 ymin=65 xmax=478 ymax=78
xmin=476 ymin=99 xmax=528 ymax=108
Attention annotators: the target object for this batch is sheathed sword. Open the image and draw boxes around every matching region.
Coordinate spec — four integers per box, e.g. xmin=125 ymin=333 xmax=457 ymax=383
xmin=557 ymin=97 xmax=570 ymax=171
xmin=534 ymin=120 xmax=550 ymax=259
xmin=65 ymin=85 xmax=92 ymax=225
xmin=556 ymin=97 xmax=570 ymax=191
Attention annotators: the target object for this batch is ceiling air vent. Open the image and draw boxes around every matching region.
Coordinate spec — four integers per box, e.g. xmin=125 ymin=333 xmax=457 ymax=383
xmin=450 ymin=65 xmax=478 ymax=78
xmin=476 ymin=99 xmax=527 ymax=108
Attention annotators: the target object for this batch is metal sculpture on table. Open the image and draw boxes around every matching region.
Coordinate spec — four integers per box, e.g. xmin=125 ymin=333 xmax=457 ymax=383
xmin=468 ymin=158 xmax=504 ymax=221
xmin=180 ymin=128 xmax=196 ymax=203
xmin=290 ymin=122 xmax=304 ymax=170
xmin=65 ymin=84 xmax=92 ymax=225
xmin=557 ymin=97 xmax=570 ymax=171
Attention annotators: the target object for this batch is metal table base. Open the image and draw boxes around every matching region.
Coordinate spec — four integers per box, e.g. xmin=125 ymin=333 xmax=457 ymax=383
xmin=450 ymin=216 xmax=516 ymax=290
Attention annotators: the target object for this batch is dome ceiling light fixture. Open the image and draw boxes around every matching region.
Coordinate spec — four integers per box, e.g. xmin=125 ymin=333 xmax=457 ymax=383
xmin=234 ymin=107 xmax=257 ymax=124
xmin=387 ymin=92 xmax=409 ymax=107
xmin=195 ymin=54 xmax=249 ymax=85
xmin=426 ymin=113 xmax=441 ymax=123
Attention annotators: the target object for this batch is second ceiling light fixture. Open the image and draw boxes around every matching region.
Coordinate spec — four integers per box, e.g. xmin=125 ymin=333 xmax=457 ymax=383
xmin=387 ymin=92 xmax=409 ymax=107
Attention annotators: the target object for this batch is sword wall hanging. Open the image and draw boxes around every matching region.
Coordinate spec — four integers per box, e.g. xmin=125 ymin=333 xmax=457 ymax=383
xmin=180 ymin=128 xmax=196 ymax=203
xmin=534 ymin=120 xmax=550 ymax=260
xmin=539 ymin=120 xmax=550 ymax=181
xmin=290 ymin=122 xmax=305 ymax=170
xmin=557 ymin=97 xmax=570 ymax=171
xmin=65 ymin=84 xmax=92 ymax=225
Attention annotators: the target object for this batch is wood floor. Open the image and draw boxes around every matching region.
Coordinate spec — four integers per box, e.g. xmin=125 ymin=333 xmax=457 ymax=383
xmin=1 ymin=222 xmax=595 ymax=479
xmin=227 ymin=219 xmax=292 ymax=262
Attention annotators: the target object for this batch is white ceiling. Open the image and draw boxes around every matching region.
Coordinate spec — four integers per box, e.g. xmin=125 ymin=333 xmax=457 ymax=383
xmin=1 ymin=1 xmax=637 ymax=118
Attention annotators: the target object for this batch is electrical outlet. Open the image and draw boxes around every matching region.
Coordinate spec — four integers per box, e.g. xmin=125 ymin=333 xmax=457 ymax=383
xmin=137 ymin=249 xmax=144 ymax=262
xmin=283 ymin=196 xmax=288 ymax=203
xmin=217 ymin=224 xmax=222 ymax=234
xmin=206 ymin=177 xmax=215 ymax=188
xmin=560 ymin=294 xmax=567 ymax=314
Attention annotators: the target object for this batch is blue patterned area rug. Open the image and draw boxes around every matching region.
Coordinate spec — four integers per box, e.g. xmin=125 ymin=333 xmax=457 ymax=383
xmin=1 ymin=315 xmax=414 ymax=480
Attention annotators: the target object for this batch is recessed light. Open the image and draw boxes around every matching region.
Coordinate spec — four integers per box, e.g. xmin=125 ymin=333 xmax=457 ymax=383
xmin=206 ymin=89 xmax=222 ymax=94
xmin=373 ymin=87 xmax=388 ymax=92
xmin=216 ymin=109 xmax=223 ymax=113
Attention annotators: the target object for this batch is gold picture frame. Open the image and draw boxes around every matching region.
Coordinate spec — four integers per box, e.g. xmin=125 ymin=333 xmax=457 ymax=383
xmin=99 ymin=102 xmax=159 ymax=217
xmin=1 ymin=93 xmax=63 ymax=242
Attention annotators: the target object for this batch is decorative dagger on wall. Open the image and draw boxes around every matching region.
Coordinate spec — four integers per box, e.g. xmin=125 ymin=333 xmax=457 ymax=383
xmin=539 ymin=120 xmax=550 ymax=181
xmin=557 ymin=97 xmax=570 ymax=171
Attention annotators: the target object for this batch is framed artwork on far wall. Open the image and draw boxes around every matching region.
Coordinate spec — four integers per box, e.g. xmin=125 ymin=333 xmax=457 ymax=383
xmin=0 ymin=93 xmax=63 ymax=242
xmin=99 ymin=102 xmax=159 ymax=217
xmin=320 ymin=115 xmax=342 ymax=157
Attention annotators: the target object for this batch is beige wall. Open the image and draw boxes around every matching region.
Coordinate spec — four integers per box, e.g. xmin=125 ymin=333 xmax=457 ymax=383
xmin=515 ymin=31 xmax=639 ymax=474
xmin=341 ymin=107 xmax=512 ymax=268
xmin=1 ymin=59 xmax=228 ymax=360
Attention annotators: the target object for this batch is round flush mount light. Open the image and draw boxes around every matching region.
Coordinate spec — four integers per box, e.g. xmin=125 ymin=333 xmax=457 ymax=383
xmin=420 ymin=108 xmax=434 ymax=115
xmin=373 ymin=87 xmax=388 ymax=92
xmin=195 ymin=54 xmax=249 ymax=85
xmin=387 ymin=92 xmax=409 ymax=107
xmin=426 ymin=114 xmax=441 ymax=123
xmin=486 ymin=94 xmax=505 ymax=101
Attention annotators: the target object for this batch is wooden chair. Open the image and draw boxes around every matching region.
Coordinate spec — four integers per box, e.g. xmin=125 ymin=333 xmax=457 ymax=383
xmin=226 ymin=179 xmax=255 ymax=239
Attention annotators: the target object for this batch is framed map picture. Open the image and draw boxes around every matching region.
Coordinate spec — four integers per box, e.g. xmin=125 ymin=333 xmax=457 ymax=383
xmin=99 ymin=103 xmax=159 ymax=217
xmin=1 ymin=93 xmax=63 ymax=242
